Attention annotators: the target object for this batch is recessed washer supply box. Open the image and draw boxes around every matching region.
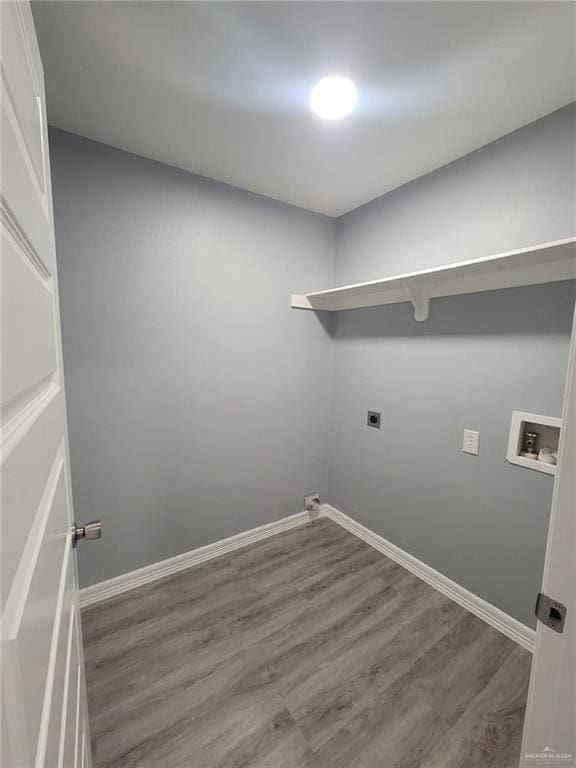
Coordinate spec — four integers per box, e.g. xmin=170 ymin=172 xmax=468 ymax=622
xmin=507 ymin=411 xmax=562 ymax=475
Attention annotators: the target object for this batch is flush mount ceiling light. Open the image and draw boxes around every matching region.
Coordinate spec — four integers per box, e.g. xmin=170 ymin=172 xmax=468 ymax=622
xmin=310 ymin=76 xmax=357 ymax=120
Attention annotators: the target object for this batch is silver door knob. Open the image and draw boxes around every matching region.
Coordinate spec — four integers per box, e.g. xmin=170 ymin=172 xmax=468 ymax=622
xmin=72 ymin=520 xmax=102 ymax=548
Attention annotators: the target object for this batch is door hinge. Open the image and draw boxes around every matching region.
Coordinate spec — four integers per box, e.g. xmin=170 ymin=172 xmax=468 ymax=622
xmin=535 ymin=592 xmax=567 ymax=633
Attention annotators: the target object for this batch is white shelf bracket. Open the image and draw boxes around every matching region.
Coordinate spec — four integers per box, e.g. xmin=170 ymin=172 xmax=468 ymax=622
xmin=402 ymin=280 xmax=430 ymax=322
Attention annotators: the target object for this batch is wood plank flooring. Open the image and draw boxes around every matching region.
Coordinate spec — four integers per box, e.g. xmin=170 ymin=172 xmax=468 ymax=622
xmin=82 ymin=518 xmax=532 ymax=768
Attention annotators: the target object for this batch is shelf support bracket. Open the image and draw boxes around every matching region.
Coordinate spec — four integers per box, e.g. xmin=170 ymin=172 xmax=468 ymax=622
xmin=402 ymin=280 xmax=429 ymax=322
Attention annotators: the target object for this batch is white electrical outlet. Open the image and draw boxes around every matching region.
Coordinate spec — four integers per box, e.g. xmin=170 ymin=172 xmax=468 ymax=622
xmin=463 ymin=429 xmax=480 ymax=455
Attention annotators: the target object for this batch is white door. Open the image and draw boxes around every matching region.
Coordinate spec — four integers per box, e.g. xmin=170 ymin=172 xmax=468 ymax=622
xmin=1 ymin=3 xmax=94 ymax=767
xmin=520 ymin=306 xmax=576 ymax=766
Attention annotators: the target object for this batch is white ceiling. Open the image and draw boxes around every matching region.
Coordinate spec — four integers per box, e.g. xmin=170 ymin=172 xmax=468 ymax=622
xmin=33 ymin=2 xmax=575 ymax=217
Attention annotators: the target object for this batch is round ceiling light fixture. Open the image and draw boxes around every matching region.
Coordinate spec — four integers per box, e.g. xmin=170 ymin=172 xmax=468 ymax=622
xmin=310 ymin=76 xmax=357 ymax=120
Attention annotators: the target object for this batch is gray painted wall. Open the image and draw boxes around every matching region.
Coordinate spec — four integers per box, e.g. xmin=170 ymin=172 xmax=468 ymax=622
xmin=329 ymin=104 xmax=576 ymax=627
xmin=335 ymin=104 xmax=576 ymax=283
xmin=51 ymin=104 xmax=575 ymax=627
xmin=328 ymin=284 xmax=574 ymax=628
xmin=49 ymin=128 xmax=335 ymax=588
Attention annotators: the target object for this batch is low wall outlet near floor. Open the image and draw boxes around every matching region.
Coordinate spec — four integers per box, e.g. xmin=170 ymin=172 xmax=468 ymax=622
xmin=463 ymin=429 xmax=480 ymax=455
xmin=507 ymin=411 xmax=562 ymax=475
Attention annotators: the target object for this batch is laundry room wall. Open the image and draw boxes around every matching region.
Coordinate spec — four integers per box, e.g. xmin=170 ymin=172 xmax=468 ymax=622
xmin=49 ymin=128 xmax=335 ymax=588
xmin=328 ymin=104 xmax=576 ymax=627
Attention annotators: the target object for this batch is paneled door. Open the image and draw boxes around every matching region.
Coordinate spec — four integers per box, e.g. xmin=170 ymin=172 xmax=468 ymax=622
xmin=520 ymin=306 xmax=576 ymax=766
xmin=1 ymin=3 xmax=93 ymax=767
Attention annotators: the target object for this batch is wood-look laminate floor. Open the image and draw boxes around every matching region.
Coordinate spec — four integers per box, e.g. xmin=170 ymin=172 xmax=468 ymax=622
xmin=82 ymin=518 xmax=531 ymax=768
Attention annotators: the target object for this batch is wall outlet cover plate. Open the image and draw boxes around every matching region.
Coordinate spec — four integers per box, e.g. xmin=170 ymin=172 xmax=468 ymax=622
xmin=463 ymin=429 xmax=480 ymax=455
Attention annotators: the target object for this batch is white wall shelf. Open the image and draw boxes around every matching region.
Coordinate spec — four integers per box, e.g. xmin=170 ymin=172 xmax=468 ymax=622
xmin=291 ymin=237 xmax=576 ymax=321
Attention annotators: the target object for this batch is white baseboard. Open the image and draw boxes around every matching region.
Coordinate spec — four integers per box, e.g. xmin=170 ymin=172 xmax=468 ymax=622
xmin=319 ymin=504 xmax=536 ymax=653
xmin=79 ymin=510 xmax=312 ymax=608
xmin=80 ymin=502 xmax=536 ymax=654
